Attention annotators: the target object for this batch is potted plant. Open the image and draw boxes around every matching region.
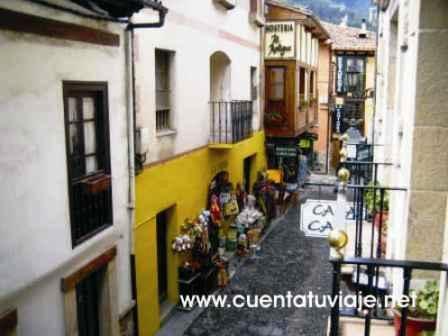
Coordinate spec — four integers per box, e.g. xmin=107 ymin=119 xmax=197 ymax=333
xmin=393 ymin=280 xmax=439 ymax=336
xmin=264 ymin=111 xmax=285 ymax=125
xmin=364 ymin=182 xmax=389 ymax=228
xmin=300 ymin=99 xmax=309 ymax=111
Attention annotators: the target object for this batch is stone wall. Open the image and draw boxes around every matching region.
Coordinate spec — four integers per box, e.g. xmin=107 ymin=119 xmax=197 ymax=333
xmin=405 ymin=0 xmax=448 ymax=262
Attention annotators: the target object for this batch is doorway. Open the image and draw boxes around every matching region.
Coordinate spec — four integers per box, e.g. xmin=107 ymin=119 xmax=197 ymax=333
xmin=243 ymin=155 xmax=254 ymax=193
xmin=156 ymin=210 xmax=168 ymax=304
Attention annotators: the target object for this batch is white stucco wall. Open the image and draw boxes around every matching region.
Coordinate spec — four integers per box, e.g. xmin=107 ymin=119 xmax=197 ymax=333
xmin=133 ymin=0 xmax=263 ymax=164
xmin=0 ymin=1 xmax=133 ymax=334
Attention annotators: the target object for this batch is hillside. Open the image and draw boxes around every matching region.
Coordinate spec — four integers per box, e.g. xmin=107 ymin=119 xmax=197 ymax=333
xmin=286 ymin=0 xmax=375 ymax=29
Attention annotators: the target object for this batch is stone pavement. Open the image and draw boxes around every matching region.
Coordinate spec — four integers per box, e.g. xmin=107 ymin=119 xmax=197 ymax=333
xmin=178 ymin=185 xmax=337 ymax=336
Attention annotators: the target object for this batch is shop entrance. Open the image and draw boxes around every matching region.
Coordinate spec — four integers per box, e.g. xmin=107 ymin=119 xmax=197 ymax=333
xmin=156 ymin=210 xmax=168 ymax=303
xmin=243 ymin=155 xmax=254 ymax=193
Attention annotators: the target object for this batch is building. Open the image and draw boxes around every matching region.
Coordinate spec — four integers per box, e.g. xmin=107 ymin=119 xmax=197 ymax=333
xmin=263 ymin=0 xmax=330 ymax=176
xmin=322 ymin=21 xmax=376 ymax=168
xmin=131 ymin=1 xmax=266 ymax=334
xmin=0 ymin=1 xmax=165 ymax=335
xmin=374 ymin=0 xmax=448 ymax=334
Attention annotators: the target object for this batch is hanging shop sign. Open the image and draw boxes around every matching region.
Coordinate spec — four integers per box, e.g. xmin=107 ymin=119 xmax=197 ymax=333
xmin=347 ymin=144 xmax=357 ymax=159
xmin=264 ymin=21 xmax=296 ymax=59
xmin=300 ymin=199 xmax=367 ymax=238
xmin=336 ymin=56 xmax=346 ymax=93
xmin=356 ymin=144 xmax=373 ymax=161
xmin=332 ymin=106 xmax=345 ymax=134
xmin=275 ymin=145 xmax=297 ymax=158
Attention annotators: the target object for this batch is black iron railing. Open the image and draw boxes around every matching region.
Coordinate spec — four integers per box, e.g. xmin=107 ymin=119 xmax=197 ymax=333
xmin=209 ymin=101 xmax=253 ymax=144
xmin=340 ymin=161 xmax=392 ymax=185
xmin=329 ymin=257 xmax=448 ymax=336
xmin=304 ymin=182 xmax=406 ymax=259
xmin=349 ymin=185 xmax=405 ymax=259
xmin=71 ymin=174 xmax=113 ymax=245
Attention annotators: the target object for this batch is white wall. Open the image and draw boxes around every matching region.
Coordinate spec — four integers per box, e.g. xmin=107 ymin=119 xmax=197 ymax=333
xmin=133 ymin=0 xmax=262 ymax=164
xmin=0 ymin=0 xmax=133 ymax=333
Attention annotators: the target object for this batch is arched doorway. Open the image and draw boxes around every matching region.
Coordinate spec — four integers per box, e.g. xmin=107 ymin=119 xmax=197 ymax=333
xmin=210 ymin=51 xmax=231 ymax=101
xmin=210 ymin=51 xmax=232 ymax=143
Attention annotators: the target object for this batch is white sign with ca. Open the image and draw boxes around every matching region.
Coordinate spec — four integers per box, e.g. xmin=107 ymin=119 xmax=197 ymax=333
xmin=300 ymin=199 xmax=365 ymax=238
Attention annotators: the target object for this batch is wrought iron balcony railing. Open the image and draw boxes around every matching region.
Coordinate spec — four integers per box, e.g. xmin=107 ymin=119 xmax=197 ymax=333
xmin=329 ymin=257 xmax=448 ymax=336
xmin=209 ymin=100 xmax=253 ymax=145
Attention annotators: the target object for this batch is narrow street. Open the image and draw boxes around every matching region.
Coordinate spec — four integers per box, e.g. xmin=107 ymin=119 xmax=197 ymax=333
xmin=182 ymin=185 xmax=336 ymax=336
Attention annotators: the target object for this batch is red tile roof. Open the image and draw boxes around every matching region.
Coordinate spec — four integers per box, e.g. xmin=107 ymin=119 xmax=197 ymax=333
xmin=322 ymin=21 xmax=376 ymax=52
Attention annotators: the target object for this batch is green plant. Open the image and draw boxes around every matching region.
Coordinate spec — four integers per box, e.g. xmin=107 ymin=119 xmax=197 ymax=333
xmin=409 ymin=281 xmax=440 ymax=320
xmin=300 ymin=99 xmax=309 ymax=110
xmin=264 ymin=111 xmax=284 ymax=123
xmin=364 ymin=182 xmax=389 ymax=213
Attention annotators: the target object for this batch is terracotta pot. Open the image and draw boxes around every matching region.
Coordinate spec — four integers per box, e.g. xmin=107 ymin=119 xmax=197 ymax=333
xmin=82 ymin=174 xmax=111 ymax=194
xmin=393 ymin=310 xmax=436 ymax=336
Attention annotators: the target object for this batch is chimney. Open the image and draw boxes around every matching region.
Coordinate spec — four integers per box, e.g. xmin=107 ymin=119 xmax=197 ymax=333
xmin=340 ymin=14 xmax=348 ymax=27
xmin=359 ymin=18 xmax=367 ymax=38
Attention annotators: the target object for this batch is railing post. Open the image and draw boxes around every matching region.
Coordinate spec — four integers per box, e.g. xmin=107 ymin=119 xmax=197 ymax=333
xmin=400 ymin=268 xmax=412 ymax=336
xmin=330 ymin=260 xmax=341 ymax=336
xmin=364 ymin=264 xmax=375 ymax=336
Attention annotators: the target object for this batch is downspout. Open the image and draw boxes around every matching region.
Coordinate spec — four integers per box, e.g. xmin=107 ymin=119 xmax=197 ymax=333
xmin=125 ymin=26 xmax=139 ymax=336
xmin=125 ymin=4 xmax=168 ymax=334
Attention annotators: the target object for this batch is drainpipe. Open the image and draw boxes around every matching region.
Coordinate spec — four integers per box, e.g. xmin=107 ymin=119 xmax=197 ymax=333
xmin=124 ymin=26 xmax=139 ymax=336
xmin=125 ymin=5 xmax=168 ymax=334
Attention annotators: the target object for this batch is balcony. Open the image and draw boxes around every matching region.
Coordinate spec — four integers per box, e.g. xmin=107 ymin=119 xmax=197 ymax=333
xmin=209 ymin=101 xmax=253 ymax=148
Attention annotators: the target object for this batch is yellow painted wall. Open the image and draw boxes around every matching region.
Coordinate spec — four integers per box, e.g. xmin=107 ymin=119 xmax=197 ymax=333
xmin=134 ymin=131 xmax=266 ymax=336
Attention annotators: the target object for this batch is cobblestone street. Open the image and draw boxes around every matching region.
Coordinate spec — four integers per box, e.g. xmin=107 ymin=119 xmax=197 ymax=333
xmin=182 ymin=186 xmax=336 ymax=336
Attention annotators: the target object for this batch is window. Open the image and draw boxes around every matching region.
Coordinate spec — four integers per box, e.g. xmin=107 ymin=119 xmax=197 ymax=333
xmin=155 ymin=49 xmax=174 ymax=132
xmin=336 ymin=55 xmax=366 ymax=97
xmin=309 ymin=70 xmax=317 ymax=104
xmin=63 ymin=82 xmax=113 ymax=247
xmin=268 ymin=67 xmax=285 ymax=100
xmin=298 ymin=67 xmax=306 ymax=109
xmin=76 ymin=267 xmax=105 ymax=336
xmin=250 ymin=66 xmax=258 ymax=101
xmin=61 ymin=248 xmax=118 ymax=336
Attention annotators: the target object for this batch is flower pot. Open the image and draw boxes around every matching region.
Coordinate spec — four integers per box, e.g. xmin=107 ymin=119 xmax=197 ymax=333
xmin=82 ymin=174 xmax=111 ymax=194
xmin=393 ymin=310 xmax=436 ymax=336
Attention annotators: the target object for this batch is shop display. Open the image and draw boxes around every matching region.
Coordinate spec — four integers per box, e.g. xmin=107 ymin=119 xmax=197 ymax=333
xmin=236 ymin=195 xmax=264 ymax=229
xmin=175 ymin=170 xmax=286 ymax=302
xmin=236 ymin=233 xmax=248 ymax=256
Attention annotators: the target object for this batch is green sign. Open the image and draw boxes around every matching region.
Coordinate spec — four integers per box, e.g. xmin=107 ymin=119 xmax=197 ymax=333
xmin=299 ymin=139 xmax=311 ymax=149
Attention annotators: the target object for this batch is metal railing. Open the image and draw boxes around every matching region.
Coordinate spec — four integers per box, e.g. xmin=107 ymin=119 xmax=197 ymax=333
xmin=209 ymin=100 xmax=253 ymax=144
xmin=329 ymin=257 xmax=448 ymax=336
xmin=71 ymin=174 xmax=113 ymax=245
xmin=304 ymin=182 xmax=406 ymax=259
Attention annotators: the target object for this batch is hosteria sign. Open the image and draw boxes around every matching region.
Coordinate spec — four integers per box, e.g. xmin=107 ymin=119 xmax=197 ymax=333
xmin=300 ymin=199 xmax=366 ymax=238
xmin=264 ymin=21 xmax=296 ymax=59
